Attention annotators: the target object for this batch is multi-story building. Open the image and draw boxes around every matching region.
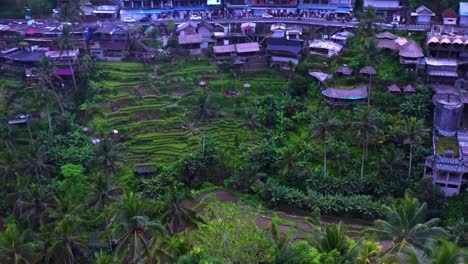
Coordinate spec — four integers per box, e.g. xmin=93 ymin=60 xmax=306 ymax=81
xmin=423 ymin=26 xmax=468 ymax=196
xmin=364 ymin=0 xmax=402 ymax=21
xmin=298 ymin=0 xmax=353 ymax=17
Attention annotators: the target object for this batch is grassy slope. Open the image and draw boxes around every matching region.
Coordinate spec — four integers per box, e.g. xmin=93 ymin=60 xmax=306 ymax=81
xmin=93 ymin=59 xmax=287 ymax=166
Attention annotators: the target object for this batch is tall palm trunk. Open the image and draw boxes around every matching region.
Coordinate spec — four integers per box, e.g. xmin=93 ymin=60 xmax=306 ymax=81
xmin=408 ymin=142 xmax=413 ymax=177
xmin=46 ymin=103 xmax=52 ymax=131
xmin=68 ymin=51 xmax=77 ymax=92
xmin=323 ymin=139 xmax=327 ymax=177
xmin=360 ymin=145 xmax=365 ymax=179
xmin=26 ymin=120 xmax=34 ymax=145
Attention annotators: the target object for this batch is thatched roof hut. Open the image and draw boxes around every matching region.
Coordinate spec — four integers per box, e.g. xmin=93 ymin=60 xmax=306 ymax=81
xmin=399 ymin=40 xmax=424 ymax=58
xmin=360 ymin=66 xmax=376 ymax=75
xmin=387 ymin=84 xmax=401 ymax=93
xmin=336 ymin=65 xmax=353 ymax=76
xmin=376 ymin=31 xmax=398 ymax=40
xmin=403 ymin=84 xmax=416 ymax=93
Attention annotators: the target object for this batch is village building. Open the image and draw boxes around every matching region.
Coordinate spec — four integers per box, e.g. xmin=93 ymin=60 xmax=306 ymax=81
xmin=375 ymin=31 xmax=399 ymax=51
xmin=266 ymin=38 xmax=303 ymax=67
xmin=363 ymin=0 xmax=401 ymax=21
xmin=442 ymin=8 xmax=458 ymax=26
xmin=335 ymin=65 xmax=353 ymax=77
xmin=460 ymin=2 xmax=468 ymax=27
xmin=410 ymin=5 xmax=435 ymax=24
xmin=297 ymin=0 xmax=353 ymax=18
xmin=322 ymin=86 xmax=368 ymax=106
xmin=399 ymin=40 xmax=424 ymax=68
xmin=424 ymin=93 xmax=468 ymax=196
xmin=331 ymin=31 xmax=354 ymax=45
xmin=387 ymin=83 xmax=401 ymax=94
xmin=90 ymin=25 xmax=129 ymax=60
xmin=45 ymin=49 xmax=80 ymax=77
xmin=309 ymin=39 xmax=342 ymax=58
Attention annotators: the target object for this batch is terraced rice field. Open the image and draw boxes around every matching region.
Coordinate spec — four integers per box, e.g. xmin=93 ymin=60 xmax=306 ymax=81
xmin=94 ymin=60 xmax=287 ymax=166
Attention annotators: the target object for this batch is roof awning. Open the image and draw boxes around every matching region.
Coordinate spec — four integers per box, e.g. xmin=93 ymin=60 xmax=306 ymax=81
xmin=335 ymin=7 xmax=352 ymax=13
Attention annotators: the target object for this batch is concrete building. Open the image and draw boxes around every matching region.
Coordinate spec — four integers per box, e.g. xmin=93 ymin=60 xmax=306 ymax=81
xmin=410 ymin=5 xmax=434 ymax=24
xmin=460 ymin=2 xmax=468 ymax=27
xmin=363 ymin=0 xmax=401 ymax=20
xmin=424 ymin=93 xmax=468 ymax=196
xmin=297 ymin=0 xmax=353 ymax=17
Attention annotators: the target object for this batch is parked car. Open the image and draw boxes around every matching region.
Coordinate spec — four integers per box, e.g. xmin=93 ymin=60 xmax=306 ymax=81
xmin=189 ymin=14 xmax=202 ymax=20
xmin=262 ymin=13 xmax=273 ymax=19
xmin=123 ymin=17 xmax=136 ymax=23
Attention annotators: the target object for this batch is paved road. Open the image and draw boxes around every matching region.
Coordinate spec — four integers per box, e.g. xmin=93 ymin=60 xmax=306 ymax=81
xmin=87 ymin=16 xmax=431 ymax=32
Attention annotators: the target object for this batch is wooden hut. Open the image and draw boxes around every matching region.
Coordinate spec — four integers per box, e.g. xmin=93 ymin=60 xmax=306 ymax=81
xmin=322 ymin=86 xmax=368 ymax=106
xmin=403 ymin=84 xmax=416 ymax=94
xmin=359 ymin=66 xmax=376 ymax=76
xmin=335 ymin=65 xmax=353 ymax=77
xmin=399 ymin=40 xmax=424 ymax=67
xmin=387 ymin=84 xmax=401 ymax=94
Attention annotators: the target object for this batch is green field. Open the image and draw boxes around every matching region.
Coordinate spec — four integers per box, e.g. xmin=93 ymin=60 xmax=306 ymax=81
xmin=93 ymin=59 xmax=287 ymax=166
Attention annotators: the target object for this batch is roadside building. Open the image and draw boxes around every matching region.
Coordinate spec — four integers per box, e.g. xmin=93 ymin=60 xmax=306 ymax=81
xmin=45 ymin=49 xmax=80 ymax=77
xmin=308 ymin=39 xmax=342 ymax=58
xmin=460 ymin=2 xmax=468 ymax=27
xmin=442 ymin=8 xmax=458 ymax=26
xmin=266 ymin=38 xmax=303 ymax=67
xmin=411 ymin=5 xmax=435 ymax=24
xmin=94 ymin=5 xmax=120 ymax=20
xmin=297 ymin=0 xmax=353 ymax=19
xmin=331 ymin=31 xmax=354 ymax=45
xmin=363 ymin=0 xmax=401 ymax=20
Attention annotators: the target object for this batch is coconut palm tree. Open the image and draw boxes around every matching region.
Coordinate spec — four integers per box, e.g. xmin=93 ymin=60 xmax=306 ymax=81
xmin=378 ymin=145 xmax=407 ymax=180
xmin=94 ymin=137 xmax=124 ymax=176
xmin=14 ymin=184 xmax=52 ymax=230
xmin=355 ymin=240 xmax=381 ymax=264
xmin=364 ymin=194 xmax=448 ymax=254
xmin=310 ymin=108 xmax=342 ymax=177
xmin=20 ymin=145 xmax=53 ymax=180
xmin=0 ymin=224 xmax=39 ymax=264
xmin=160 ymin=184 xmax=199 ymax=235
xmin=362 ymin=38 xmax=381 ymax=66
xmin=88 ymin=173 xmax=123 ymax=213
xmin=47 ymin=215 xmax=89 ymax=264
xmin=0 ymin=150 xmax=20 ymax=183
xmin=58 ymin=25 xmax=78 ymax=92
xmin=401 ymin=117 xmax=429 ymax=177
xmin=112 ymin=192 xmax=167 ymax=264
xmin=0 ymin=121 xmax=17 ymax=152
xmin=351 ymin=106 xmax=383 ymax=179
xmin=398 ymin=239 xmax=466 ymax=264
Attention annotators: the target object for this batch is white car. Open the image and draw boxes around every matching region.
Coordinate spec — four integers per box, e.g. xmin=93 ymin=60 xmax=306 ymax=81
xmin=123 ymin=17 xmax=136 ymax=23
xmin=262 ymin=13 xmax=273 ymax=18
xmin=189 ymin=15 xmax=202 ymax=20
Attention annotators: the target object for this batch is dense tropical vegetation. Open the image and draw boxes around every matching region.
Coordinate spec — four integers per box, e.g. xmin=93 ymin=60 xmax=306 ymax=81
xmin=0 ymin=7 xmax=466 ymax=264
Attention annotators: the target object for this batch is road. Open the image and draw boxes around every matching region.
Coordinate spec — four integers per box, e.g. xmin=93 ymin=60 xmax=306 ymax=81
xmin=87 ymin=16 xmax=431 ymax=32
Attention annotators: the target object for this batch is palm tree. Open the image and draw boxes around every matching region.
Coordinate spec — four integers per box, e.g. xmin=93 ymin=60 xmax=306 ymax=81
xmin=160 ymin=185 xmax=199 ymax=235
xmin=351 ymin=106 xmax=383 ymax=179
xmin=0 ymin=122 xmax=17 ymax=152
xmin=355 ymin=240 xmax=381 ymax=264
xmin=399 ymin=239 xmax=466 ymax=264
xmin=378 ymin=145 xmax=407 ymax=180
xmin=357 ymin=6 xmax=383 ymax=37
xmin=20 ymin=145 xmax=53 ymax=180
xmin=88 ymin=173 xmax=123 ymax=213
xmin=58 ymin=25 xmax=78 ymax=92
xmin=0 ymin=150 xmax=20 ymax=183
xmin=401 ymin=117 xmax=429 ymax=177
xmin=0 ymin=224 xmax=38 ymax=264
xmin=14 ymin=184 xmax=52 ymax=230
xmin=310 ymin=108 xmax=342 ymax=177
xmin=58 ymin=1 xmax=82 ymax=23
xmin=47 ymin=215 xmax=89 ymax=264
xmin=362 ymin=38 xmax=381 ymax=67
xmin=94 ymin=137 xmax=124 ymax=176
xmin=112 ymin=192 xmax=167 ymax=263
xmin=364 ymin=194 xmax=448 ymax=254
xmin=315 ymin=222 xmax=357 ymax=261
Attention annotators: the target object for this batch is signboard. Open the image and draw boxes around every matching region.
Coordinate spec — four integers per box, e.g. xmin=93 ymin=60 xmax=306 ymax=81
xmin=207 ymin=0 xmax=221 ymax=5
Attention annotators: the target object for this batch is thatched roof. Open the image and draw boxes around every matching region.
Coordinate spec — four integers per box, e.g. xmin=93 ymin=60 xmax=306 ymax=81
xmin=376 ymin=31 xmax=398 ymax=40
xmin=322 ymin=86 xmax=367 ymax=99
xmin=387 ymin=84 xmax=401 ymax=92
xmin=213 ymin=44 xmax=235 ymax=54
xmin=377 ymin=39 xmax=399 ymax=50
xmin=235 ymin=42 xmax=260 ymax=53
xmin=399 ymin=40 xmax=424 ymax=58
xmin=360 ymin=66 xmax=376 ymax=75
xmin=178 ymin=34 xmax=202 ymax=45
xmin=336 ymin=65 xmax=353 ymax=75
xmin=403 ymin=84 xmax=416 ymax=93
